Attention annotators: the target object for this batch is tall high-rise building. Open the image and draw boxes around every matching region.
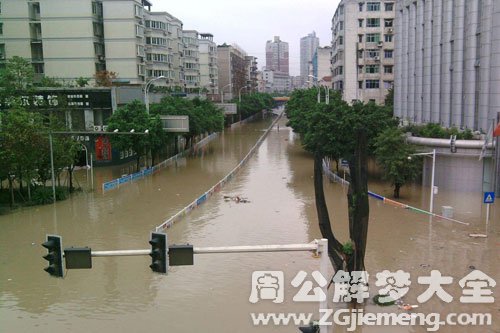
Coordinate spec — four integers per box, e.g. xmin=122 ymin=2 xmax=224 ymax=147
xmin=394 ymin=0 xmax=500 ymax=132
xmin=217 ymin=44 xmax=247 ymax=101
xmin=331 ymin=0 xmax=395 ymax=104
xmin=300 ymin=31 xmax=319 ymax=83
xmin=265 ymin=36 xmax=289 ymax=75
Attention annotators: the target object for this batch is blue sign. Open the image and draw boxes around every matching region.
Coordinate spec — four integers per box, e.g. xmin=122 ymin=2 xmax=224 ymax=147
xmin=483 ymin=192 xmax=495 ymax=204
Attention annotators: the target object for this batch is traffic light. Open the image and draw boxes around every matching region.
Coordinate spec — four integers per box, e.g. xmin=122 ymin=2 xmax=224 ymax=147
xmin=42 ymin=235 xmax=64 ymax=278
xmin=149 ymin=232 xmax=167 ymax=273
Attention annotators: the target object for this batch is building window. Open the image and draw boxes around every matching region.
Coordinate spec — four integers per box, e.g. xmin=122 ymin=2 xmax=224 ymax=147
xmin=0 ymin=23 xmax=3 ymax=35
xmin=134 ymin=4 xmax=143 ymax=17
xmin=384 ymin=34 xmax=393 ymax=42
xmin=367 ymin=49 xmax=379 ymax=58
xmin=340 ymin=21 xmax=344 ymax=30
xmin=357 ymin=50 xmax=364 ymax=58
xmin=137 ymin=45 xmax=145 ymax=57
xmin=365 ymin=79 xmax=380 ymax=88
xmin=135 ymin=25 xmax=143 ymax=37
xmin=367 ymin=18 xmax=380 ymax=27
xmin=384 ymin=19 xmax=394 ymax=27
xmin=367 ymin=2 xmax=380 ymax=11
xmin=384 ymin=50 xmax=393 ymax=58
xmin=358 ymin=34 xmax=363 ymax=43
xmin=366 ymin=33 xmax=381 ymax=43
xmin=339 ymin=5 xmax=344 ymax=14
xmin=385 ymin=2 xmax=394 ymax=11
xmin=0 ymin=44 xmax=5 ymax=59
xmin=359 ymin=19 xmax=364 ymax=28
xmin=365 ymin=65 xmax=379 ymax=73
xmin=358 ymin=81 xmax=363 ymax=89
xmin=358 ymin=65 xmax=363 ymax=74
xmin=359 ymin=2 xmax=364 ymax=11
xmin=384 ymin=65 xmax=393 ymax=73
xmin=146 ymin=37 xmax=166 ymax=46
xmin=339 ymin=36 xmax=343 ymax=45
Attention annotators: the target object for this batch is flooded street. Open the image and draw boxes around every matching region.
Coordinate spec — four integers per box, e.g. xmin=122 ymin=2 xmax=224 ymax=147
xmin=0 ymin=112 xmax=499 ymax=333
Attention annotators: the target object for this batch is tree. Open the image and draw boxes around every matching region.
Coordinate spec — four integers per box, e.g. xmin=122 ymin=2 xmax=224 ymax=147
xmin=151 ymin=96 xmax=224 ymax=148
xmin=374 ymin=127 xmax=421 ymax=198
xmin=106 ymin=100 xmax=165 ymax=171
xmin=0 ymin=56 xmax=36 ymax=107
xmin=286 ymin=89 xmax=396 ymax=274
xmin=94 ymin=70 xmax=117 ymax=87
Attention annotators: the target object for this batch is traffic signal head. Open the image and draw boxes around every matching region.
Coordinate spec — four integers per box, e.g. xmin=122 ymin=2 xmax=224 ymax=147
xmin=149 ymin=232 xmax=168 ymax=273
xmin=42 ymin=235 xmax=64 ymax=278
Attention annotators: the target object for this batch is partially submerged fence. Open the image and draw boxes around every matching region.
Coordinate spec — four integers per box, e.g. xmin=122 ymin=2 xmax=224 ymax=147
xmin=102 ymin=133 xmax=218 ymax=192
xmin=155 ymin=111 xmax=283 ymax=232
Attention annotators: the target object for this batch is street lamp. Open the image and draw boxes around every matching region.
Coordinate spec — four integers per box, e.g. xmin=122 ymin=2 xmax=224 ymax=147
xmin=238 ymin=86 xmax=248 ymax=103
xmin=144 ymin=76 xmax=166 ymax=114
xmin=408 ymin=149 xmax=436 ymax=213
xmin=309 ymin=75 xmax=329 ymax=104
xmin=220 ymin=83 xmax=232 ymax=103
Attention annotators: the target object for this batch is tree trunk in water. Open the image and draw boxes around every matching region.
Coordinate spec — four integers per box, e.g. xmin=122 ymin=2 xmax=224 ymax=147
xmin=394 ymin=183 xmax=401 ymax=199
xmin=136 ymin=156 xmax=141 ymax=172
xmin=68 ymin=166 xmax=74 ymax=193
xmin=346 ymin=130 xmax=370 ymax=273
xmin=313 ymin=153 xmax=344 ymax=271
xmin=8 ymin=177 xmax=15 ymax=207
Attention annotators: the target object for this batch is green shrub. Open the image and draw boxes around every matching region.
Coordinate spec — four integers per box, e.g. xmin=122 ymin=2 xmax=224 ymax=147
xmin=32 ymin=186 xmax=68 ymax=205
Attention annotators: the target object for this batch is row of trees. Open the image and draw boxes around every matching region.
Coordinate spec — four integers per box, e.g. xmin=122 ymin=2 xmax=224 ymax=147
xmin=285 ymin=88 xmax=420 ymax=276
xmin=235 ymin=93 xmax=275 ymax=120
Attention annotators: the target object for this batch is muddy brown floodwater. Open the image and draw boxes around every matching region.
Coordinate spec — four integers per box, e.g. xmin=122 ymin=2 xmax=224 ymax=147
xmin=0 ymin=113 xmax=498 ymax=333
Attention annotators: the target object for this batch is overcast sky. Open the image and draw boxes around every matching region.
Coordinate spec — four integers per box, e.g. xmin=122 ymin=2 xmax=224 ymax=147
xmin=152 ymin=0 xmax=340 ymax=76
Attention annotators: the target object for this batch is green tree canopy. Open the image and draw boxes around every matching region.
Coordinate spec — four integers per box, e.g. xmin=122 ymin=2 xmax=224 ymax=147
xmin=374 ymin=127 xmax=421 ymax=198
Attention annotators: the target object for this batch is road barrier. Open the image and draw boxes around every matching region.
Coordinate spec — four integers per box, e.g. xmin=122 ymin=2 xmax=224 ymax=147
xmin=322 ymin=160 xmax=469 ymax=226
xmin=102 ymin=133 xmax=218 ymax=192
xmin=155 ymin=110 xmax=284 ymax=232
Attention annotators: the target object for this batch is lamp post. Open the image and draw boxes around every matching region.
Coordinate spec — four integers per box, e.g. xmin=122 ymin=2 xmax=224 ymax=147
xmin=238 ymin=86 xmax=248 ymax=103
xmin=144 ymin=76 xmax=165 ymax=114
xmin=220 ymin=83 xmax=232 ymax=103
xmin=308 ymin=75 xmax=329 ymax=104
xmin=409 ymin=149 xmax=436 ymax=213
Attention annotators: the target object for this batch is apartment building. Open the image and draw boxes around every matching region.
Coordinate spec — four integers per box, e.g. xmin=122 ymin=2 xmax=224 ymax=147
xmin=181 ymin=30 xmax=200 ymax=92
xmin=300 ymin=31 xmax=319 ymax=85
xmin=331 ymin=0 xmax=395 ymax=104
xmin=144 ymin=11 xmax=183 ymax=88
xmin=394 ymin=0 xmax=500 ymax=132
xmin=217 ymin=44 xmax=247 ymax=102
xmin=245 ymin=55 xmax=258 ymax=93
xmin=0 ymin=0 xmax=202 ymax=89
xmin=312 ymin=46 xmax=332 ymax=83
xmin=198 ymin=33 xmax=218 ymax=94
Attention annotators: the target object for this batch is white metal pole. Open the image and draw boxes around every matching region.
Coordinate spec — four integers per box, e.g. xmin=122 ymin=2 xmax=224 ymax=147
xmin=486 ymin=203 xmax=490 ymax=223
xmin=318 ymin=239 xmax=329 ymax=333
xmin=49 ymin=132 xmax=56 ymax=203
xmin=430 ymin=149 xmax=436 ymax=213
xmin=90 ymin=152 xmax=94 ymax=191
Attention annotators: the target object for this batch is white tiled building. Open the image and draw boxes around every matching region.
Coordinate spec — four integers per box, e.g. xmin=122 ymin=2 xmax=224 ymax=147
xmin=0 ymin=0 xmax=205 ymax=90
xmin=394 ymin=0 xmax=500 ymax=131
xmin=331 ymin=0 xmax=395 ymax=104
xmin=198 ymin=33 xmax=218 ymax=94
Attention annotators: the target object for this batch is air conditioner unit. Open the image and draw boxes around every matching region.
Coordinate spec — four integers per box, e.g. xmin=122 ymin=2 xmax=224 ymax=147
xmin=93 ymin=125 xmax=102 ymax=131
xmin=374 ymin=56 xmax=380 ymax=61
xmin=388 ymin=28 xmax=394 ymax=33
xmin=98 ymin=55 xmax=105 ymax=61
xmin=377 ymin=42 xmax=383 ymax=47
xmin=102 ymin=125 xmax=108 ymax=131
xmin=0 ymin=55 xmax=4 ymax=60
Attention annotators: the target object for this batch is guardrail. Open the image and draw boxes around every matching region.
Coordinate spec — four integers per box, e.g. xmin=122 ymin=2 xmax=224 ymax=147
xmin=155 ymin=110 xmax=284 ymax=232
xmin=102 ymin=133 xmax=218 ymax=192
